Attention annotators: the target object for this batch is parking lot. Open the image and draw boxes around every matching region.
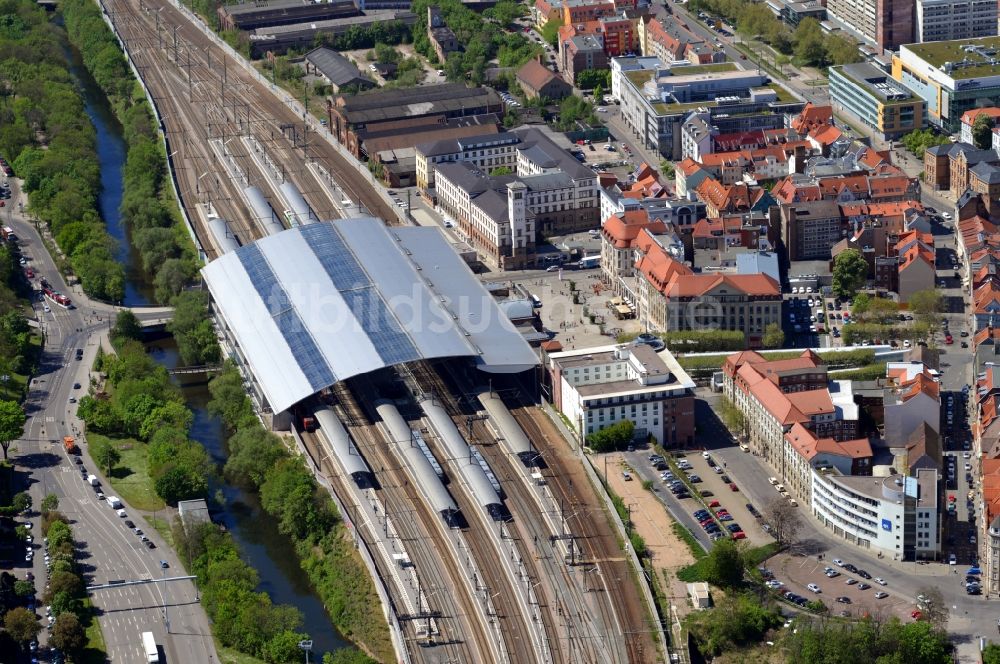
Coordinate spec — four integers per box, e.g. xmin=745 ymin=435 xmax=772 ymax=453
xmin=766 ymin=552 xmax=917 ymax=619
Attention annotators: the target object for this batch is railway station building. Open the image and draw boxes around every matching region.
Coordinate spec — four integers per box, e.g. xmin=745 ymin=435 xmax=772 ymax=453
xmin=200 ymin=217 xmax=538 ymax=426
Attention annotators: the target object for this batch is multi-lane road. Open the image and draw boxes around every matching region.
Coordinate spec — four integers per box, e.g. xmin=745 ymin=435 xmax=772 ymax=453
xmin=6 ymin=182 xmax=217 ymax=664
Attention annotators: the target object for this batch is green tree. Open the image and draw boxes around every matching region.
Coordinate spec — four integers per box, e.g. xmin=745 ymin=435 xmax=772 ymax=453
xmin=264 ymin=630 xmax=311 ymax=663
xmin=45 ymin=571 xmax=83 ymax=603
xmin=49 ymin=612 xmax=85 ymax=655
xmin=983 ymin=643 xmax=1000 ymax=664
xmin=832 ymin=249 xmax=868 ymax=297
xmin=154 ymin=464 xmax=208 ymax=504
xmin=659 ymin=160 xmax=675 ymax=179
xmin=592 ymin=83 xmax=604 ymax=104
xmin=489 ymin=166 xmax=514 ymax=176
xmin=324 ymin=649 xmax=379 ymax=664
xmin=111 ymin=309 xmax=143 ymax=343
xmin=13 ymin=579 xmax=34 ymax=597
xmin=762 ymin=322 xmax=785 ymax=349
xmin=225 ymin=426 xmax=289 ymax=487
xmin=40 ymin=493 xmax=59 ymax=514
xmin=973 ymin=113 xmax=996 ymax=149
xmin=167 ymin=291 xmax=221 ymax=366
xmin=12 ymin=492 xmax=31 ymax=514
xmin=3 ymin=606 xmax=40 ymax=644
xmin=586 ymin=420 xmax=635 ymax=452
xmin=793 ymin=18 xmax=826 ymax=66
xmin=540 ymin=20 xmax=560 ymax=47
xmin=702 ymin=537 xmax=745 ymax=587
xmin=0 ymin=399 xmax=26 ymax=460
xmin=92 ymin=437 xmax=121 ymax=477
xmin=908 ymin=289 xmax=944 ymax=318
xmin=824 ymin=33 xmax=861 ymax=65
xmin=718 ymin=396 xmax=748 ymax=440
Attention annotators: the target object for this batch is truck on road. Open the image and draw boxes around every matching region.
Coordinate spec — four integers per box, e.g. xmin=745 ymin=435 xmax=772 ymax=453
xmin=63 ymin=436 xmax=78 ymax=454
xmin=141 ymin=631 xmax=159 ymax=663
xmin=87 ymin=474 xmax=99 ymax=487
xmin=107 ymin=496 xmax=122 ymax=509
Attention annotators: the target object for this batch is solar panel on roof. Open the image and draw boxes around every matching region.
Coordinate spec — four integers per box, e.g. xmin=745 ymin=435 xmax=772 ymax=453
xmin=239 ymin=244 xmax=335 ymax=391
xmin=238 ymin=244 xmax=292 ymax=314
xmin=299 ymin=223 xmax=369 ymax=288
xmin=273 ymin=309 xmax=336 ymax=391
xmin=342 ymin=287 xmax=419 ymax=366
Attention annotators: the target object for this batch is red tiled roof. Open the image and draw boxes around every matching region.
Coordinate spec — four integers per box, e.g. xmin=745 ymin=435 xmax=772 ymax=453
xmin=961 ymin=107 xmax=1000 ymax=126
xmin=785 ymin=423 xmax=872 ymax=461
xmin=791 ymin=102 xmax=833 ymax=135
xmin=602 ymin=209 xmax=667 ymax=249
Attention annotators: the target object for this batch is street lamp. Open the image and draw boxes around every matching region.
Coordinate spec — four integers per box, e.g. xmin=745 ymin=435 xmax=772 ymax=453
xmin=297 ymin=640 xmax=313 ymax=664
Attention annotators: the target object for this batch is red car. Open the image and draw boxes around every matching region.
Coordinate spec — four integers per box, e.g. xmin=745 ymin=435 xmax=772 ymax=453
xmin=729 ymin=483 xmax=739 ymax=491
xmin=911 ymin=610 xmax=922 ymax=620
xmin=23 ymin=268 xmax=33 ymax=279
xmin=708 ymin=500 xmax=721 ymax=508
xmin=945 ymin=334 xmax=953 ymax=344
xmin=732 ymin=531 xmax=746 ymax=540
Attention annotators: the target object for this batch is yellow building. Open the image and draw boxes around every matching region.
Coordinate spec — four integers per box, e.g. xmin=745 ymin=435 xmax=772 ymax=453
xmin=829 ymin=62 xmax=924 ymax=140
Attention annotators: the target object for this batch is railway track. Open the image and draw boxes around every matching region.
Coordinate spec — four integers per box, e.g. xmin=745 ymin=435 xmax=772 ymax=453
xmin=512 ymin=406 xmax=661 ymax=664
xmin=330 ymin=381 xmax=495 ymax=664
xmin=405 ymin=365 xmax=543 ymax=664
xmin=100 ymin=0 xmax=399 ymax=252
xmin=424 ymin=362 xmax=636 ymax=664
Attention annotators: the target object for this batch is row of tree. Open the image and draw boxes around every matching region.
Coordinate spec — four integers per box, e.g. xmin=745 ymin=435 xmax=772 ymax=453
xmin=0 ymin=0 xmax=126 ymax=302
xmin=3 ymin=496 xmax=92 ymax=658
xmin=76 ymin=317 xmax=209 ymax=504
xmin=687 ymin=0 xmax=861 ymax=68
xmin=207 ymin=364 xmax=391 ymax=662
xmin=62 ymin=0 xmax=201 ymax=304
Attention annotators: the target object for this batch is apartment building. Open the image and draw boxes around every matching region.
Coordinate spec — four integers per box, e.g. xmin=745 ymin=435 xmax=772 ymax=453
xmin=894 ymin=230 xmax=936 ymax=302
xmin=547 ymin=343 xmax=696 ymax=445
xmin=639 ymin=16 xmax=722 ymax=65
xmin=723 ymin=350 xmax=860 ymax=472
xmin=829 ymin=63 xmax=923 ymax=140
xmin=783 ymin=422 xmax=873 ymax=505
xmin=772 ymin=172 xmax=919 ymax=204
xmin=778 ymin=200 xmax=846 ymax=260
xmin=559 ymin=33 xmax=608 ymax=84
xmin=883 ymin=365 xmax=941 ymax=446
xmin=961 ymin=108 xmax=1000 ymax=145
xmin=915 ymin=0 xmax=997 ymax=43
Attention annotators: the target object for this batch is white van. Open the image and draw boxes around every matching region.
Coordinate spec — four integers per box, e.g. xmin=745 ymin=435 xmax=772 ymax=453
xmin=768 ymin=477 xmax=778 ymax=485
xmin=87 ymin=474 xmax=99 ymax=486
xmin=775 ymin=484 xmax=786 ymax=492
xmin=107 ymin=496 xmax=122 ymax=509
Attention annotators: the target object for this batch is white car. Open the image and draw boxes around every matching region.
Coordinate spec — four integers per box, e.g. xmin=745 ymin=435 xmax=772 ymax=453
xmin=874 ymin=577 xmax=887 ymax=586
xmin=832 ymin=558 xmax=844 ymax=567
xmin=874 ymin=591 xmax=889 ymax=599
xmin=116 ymin=509 xmax=127 ymax=518
xmin=807 ymin=583 xmax=821 ymax=593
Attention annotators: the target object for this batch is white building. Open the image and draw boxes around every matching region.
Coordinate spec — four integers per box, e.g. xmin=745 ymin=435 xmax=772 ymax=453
xmin=415 ymin=132 xmax=521 ymax=190
xmin=915 ymin=0 xmax=997 ymax=44
xmin=811 ymin=468 xmax=939 ymax=560
xmin=547 ymin=343 xmax=696 ymax=446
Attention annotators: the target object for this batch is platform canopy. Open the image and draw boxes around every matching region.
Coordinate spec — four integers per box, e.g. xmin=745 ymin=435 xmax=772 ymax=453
xmin=201 ymin=217 xmax=538 ymax=413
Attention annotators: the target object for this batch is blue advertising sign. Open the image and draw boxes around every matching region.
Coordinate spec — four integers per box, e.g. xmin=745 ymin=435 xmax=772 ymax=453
xmin=881 ymin=519 xmax=892 ymax=532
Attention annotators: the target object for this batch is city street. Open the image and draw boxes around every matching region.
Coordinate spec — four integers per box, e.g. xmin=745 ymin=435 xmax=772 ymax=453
xmin=4 ymin=180 xmax=217 ymax=664
xmin=698 ymin=389 xmax=994 ymax=662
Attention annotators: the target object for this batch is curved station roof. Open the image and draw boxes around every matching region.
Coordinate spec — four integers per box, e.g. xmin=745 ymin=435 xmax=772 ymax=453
xmin=202 ymin=217 xmax=537 ymax=413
